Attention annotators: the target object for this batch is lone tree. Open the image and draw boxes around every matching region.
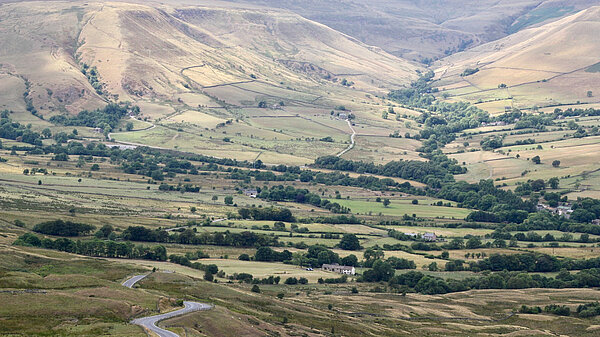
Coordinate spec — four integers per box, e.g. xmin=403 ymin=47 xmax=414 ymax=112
xmin=532 ymin=155 xmax=541 ymax=164
xmin=339 ymin=233 xmax=361 ymax=250
xmin=383 ymin=198 xmax=391 ymax=207
xmin=548 ymin=177 xmax=560 ymax=189
xmin=552 ymin=160 xmax=561 ymax=167
xmin=224 ymin=196 xmax=233 ymax=205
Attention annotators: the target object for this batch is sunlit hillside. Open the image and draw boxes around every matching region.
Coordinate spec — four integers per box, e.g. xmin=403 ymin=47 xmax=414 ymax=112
xmin=435 ymin=6 xmax=600 ymax=113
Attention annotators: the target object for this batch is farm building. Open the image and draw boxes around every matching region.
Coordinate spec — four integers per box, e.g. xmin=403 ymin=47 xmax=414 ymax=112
xmin=322 ymin=263 xmax=355 ymax=275
xmin=243 ymin=189 xmax=258 ymax=198
xmin=423 ymin=233 xmax=437 ymax=241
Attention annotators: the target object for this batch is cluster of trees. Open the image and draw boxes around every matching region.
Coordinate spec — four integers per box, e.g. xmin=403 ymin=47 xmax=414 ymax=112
xmin=480 ymin=135 xmax=503 ymax=150
xmin=478 ymin=199 xmax=600 ymax=235
xmin=387 ymin=70 xmax=436 ymax=108
xmin=49 ymin=103 xmax=138 ymax=131
xmin=256 ymin=185 xmax=350 ymax=214
xmin=237 ymin=207 xmax=295 ymax=222
xmin=120 ymin=225 xmax=279 ymax=247
xmin=318 ymin=275 xmax=348 ymax=284
xmin=461 ymin=68 xmax=479 ymax=77
xmin=283 ymin=277 xmax=309 ymax=285
xmin=229 ymin=168 xmax=299 ymax=182
xmin=363 ymin=267 xmax=600 ymax=295
xmin=439 ymin=180 xmax=535 ymax=215
xmin=522 ymin=304 xmax=571 ymax=316
xmin=253 ymin=247 xmax=292 ymax=262
xmin=14 ymin=233 xmax=167 ymax=260
xmin=0 ymin=111 xmax=43 ymax=146
xmin=313 ymin=155 xmax=464 ymax=186
xmin=158 ymin=183 xmax=201 ymax=193
xmin=306 ymin=215 xmax=361 ymax=224
xmin=514 ymin=178 xmax=558 ymax=196
xmin=520 ymin=302 xmax=600 ymax=318
xmin=81 ymin=63 xmax=104 ymax=95
xmin=229 ymin=273 xmax=283 ymax=285
xmin=32 ymin=220 xmax=95 ymax=236
xmin=449 ymin=253 xmax=600 ymax=273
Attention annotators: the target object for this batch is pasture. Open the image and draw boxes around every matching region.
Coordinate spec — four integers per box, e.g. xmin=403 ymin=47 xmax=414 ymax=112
xmin=328 ymin=198 xmax=472 ymax=219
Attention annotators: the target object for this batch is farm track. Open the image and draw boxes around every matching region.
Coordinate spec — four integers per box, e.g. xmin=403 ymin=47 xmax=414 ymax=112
xmin=337 ymin=119 xmax=356 ymax=157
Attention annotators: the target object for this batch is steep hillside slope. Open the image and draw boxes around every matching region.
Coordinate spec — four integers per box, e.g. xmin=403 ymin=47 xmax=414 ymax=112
xmin=435 ymin=6 xmax=600 ymax=113
xmin=0 ymin=2 xmax=106 ymax=114
xmin=0 ymin=0 xmax=419 ymax=117
xmin=228 ymin=0 xmax=600 ymax=60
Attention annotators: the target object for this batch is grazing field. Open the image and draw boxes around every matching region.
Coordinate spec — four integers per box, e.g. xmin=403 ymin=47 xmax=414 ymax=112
xmin=328 ymin=198 xmax=472 ymax=219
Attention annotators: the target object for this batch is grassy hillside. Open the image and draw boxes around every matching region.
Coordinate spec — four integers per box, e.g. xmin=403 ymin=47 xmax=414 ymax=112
xmin=0 ymin=0 xmax=418 ymax=114
xmin=227 ymin=0 xmax=599 ymax=60
xmin=435 ymin=6 xmax=600 ymax=113
xmin=0 ymin=0 xmax=425 ymax=164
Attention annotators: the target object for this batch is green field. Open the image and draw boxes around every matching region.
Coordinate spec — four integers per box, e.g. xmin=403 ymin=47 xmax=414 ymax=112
xmin=329 ymin=198 xmax=472 ymax=219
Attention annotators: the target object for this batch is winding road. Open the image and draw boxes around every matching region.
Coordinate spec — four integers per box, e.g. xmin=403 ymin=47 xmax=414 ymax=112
xmin=336 ymin=119 xmax=356 ymax=157
xmin=131 ymin=301 xmax=213 ymax=337
xmin=122 ymin=274 xmax=213 ymax=337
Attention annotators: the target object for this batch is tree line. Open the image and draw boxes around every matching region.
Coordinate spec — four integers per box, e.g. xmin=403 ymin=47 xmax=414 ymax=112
xmin=14 ymin=233 xmax=167 ymax=261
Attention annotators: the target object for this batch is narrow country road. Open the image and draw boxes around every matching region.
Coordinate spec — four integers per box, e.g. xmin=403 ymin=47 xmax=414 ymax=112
xmin=122 ymin=274 xmax=149 ymax=288
xmin=122 ymin=274 xmax=213 ymax=337
xmin=131 ymin=301 xmax=213 ymax=337
xmin=336 ymin=119 xmax=356 ymax=157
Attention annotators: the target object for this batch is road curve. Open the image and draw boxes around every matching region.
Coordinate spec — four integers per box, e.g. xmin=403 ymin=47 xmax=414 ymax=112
xmin=122 ymin=274 xmax=150 ymax=288
xmin=131 ymin=301 xmax=213 ymax=337
xmin=122 ymin=274 xmax=213 ymax=337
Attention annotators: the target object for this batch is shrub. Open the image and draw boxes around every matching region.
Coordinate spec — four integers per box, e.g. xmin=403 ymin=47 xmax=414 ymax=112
xmin=284 ymin=277 xmax=298 ymax=285
xmin=234 ymin=273 xmax=254 ymax=283
xmin=577 ymin=302 xmax=600 ymax=318
xmin=251 ymin=285 xmax=260 ymax=293
xmin=544 ymin=304 xmax=570 ymax=316
xmin=519 ymin=305 xmax=542 ymax=314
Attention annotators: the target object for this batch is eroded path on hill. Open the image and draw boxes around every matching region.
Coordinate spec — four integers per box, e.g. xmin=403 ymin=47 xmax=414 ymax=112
xmin=122 ymin=274 xmax=213 ymax=337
